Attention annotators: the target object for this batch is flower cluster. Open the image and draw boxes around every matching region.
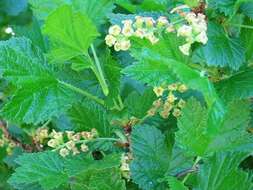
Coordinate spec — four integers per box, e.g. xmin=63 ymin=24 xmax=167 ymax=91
xmin=0 ymin=134 xmax=17 ymax=155
xmin=34 ymin=127 xmax=49 ymax=145
xmin=147 ymin=83 xmax=188 ymax=118
xmin=177 ymin=12 xmax=208 ymax=55
xmin=105 ymin=16 xmax=173 ymax=51
xmin=120 ymin=153 xmax=132 ymax=179
xmin=105 ymin=5 xmax=208 ymax=56
xmin=46 ymin=129 xmax=98 ymax=157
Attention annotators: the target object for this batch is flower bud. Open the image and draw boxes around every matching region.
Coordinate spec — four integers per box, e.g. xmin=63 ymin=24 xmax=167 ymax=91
xmin=178 ymin=84 xmax=188 ymax=93
xmin=179 ymin=43 xmax=191 ymax=56
xmin=168 ymin=83 xmax=178 ymax=91
xmin=0 ymin=139 xmax=4 ymax=147
xmin=135 ymin=28 xmax=146 ymax=39
xmin=195 ymin=31 xmax=208 ymax=44
xmin=178 ymin=99 xmax=186 ymax=108
xmin=47 ymin=139 xmax=58 ymax=148
xmin=119 ymin=39 xmax=131 ymax=51
xmin=122 ymin=25 xmax=134 ymax=37
xmin=81 ymin=143 xmax=89 ymax=152
xmin=157 ymin=16 xmax=169 ymax=27
xmin=145 ymin=17 xmax=155 ymax=28
xmin=153 ymin=86 xmax=164 ymax=97
xmin=59 ymin=148 xmax=69 ymax=157
xmin=177 ymin=25 xmax=192 ymax=37
xmin=114 ymin=42 xmax=121 ymax=51
xmin=135 ymin=16 xmax=144 ymax=28
xmin=105 ymin=35 xmax=117 ymax=47
xmin=173 ymin=108 xmax=181 ymax=118
xmin=167 ymin=93 xmax=177 ymax=103
xmin=146 ymin=33 xmax=159 ymax=44
xmin=109 ymin=25 xmax=121 ymax=36
xmin=66 ymin=140 xmax=76 ymax=150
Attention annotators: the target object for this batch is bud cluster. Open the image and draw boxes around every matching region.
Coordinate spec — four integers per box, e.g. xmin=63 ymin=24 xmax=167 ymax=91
xmin=120 ymin=153 xmax=132 ymax=179
xmin=177 ymin=12 xmax=208 ymax=55
xmin=45 ymin=129 xmax=98 ymax=157
xmin=105 ymin=5 xmax=208 ymax=56
xmin=105 ymin=16 xmax=174 ymax=51
xmin=0 ymin=134 xmax=17 ymax=155
xmin=147 ymin=83 xmax=188 ymax=118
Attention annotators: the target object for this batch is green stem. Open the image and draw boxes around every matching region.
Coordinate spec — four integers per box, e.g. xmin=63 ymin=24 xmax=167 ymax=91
xmin=229 ymin=23 xmax=253 ymax=29
xmin=182 ymin=156 xmax=201 ymax=184
xmin=90 ymin=44 xmax=109 ymax=96
xmin=53 ymin=137 xmax=119 ymax=151
xmin=58 ymin=80 xmax=105 ymax=106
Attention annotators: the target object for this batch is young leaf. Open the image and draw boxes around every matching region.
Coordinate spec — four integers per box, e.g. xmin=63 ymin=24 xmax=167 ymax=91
xmin=8 ymin=152 xmax=68 ymax=190
xmin=43 ymin=5 xmax=99 ymax=63
xmin=130 ymin=124 xmax=170 ymax=190
xmin=196 ymin=152 xmax=252 ymax=190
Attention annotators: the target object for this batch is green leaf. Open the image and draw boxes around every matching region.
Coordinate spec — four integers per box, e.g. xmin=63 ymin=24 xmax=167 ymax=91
xmin=140 ymin=0 xmax=170 ymax=11
xmin=29 ymin=0 xmax=69 ymax=20
xmin=43 ymin=5 xmax=99 ymax=63
xmin=240 ymin=2 xmax=253 ymax=18
xmin=13 ymin=17 xmax=47 ymax=52
xmin=0 ymin=0 xmax=27 ymax=16
xmin=194 ymin=22 xmax=246 ymax=71
xmin=196 ymin=152 xmax=252 ymax=190
xmin=0 ymin=37 xmax=76 ymax=124
xmin=166 ymin=176 xmax=188 ymax=190
xmin=123 ymin=33 xmax=218 ymax=107
xmin=209 ymin=0 xmax=237 ymax=16
xmin=72 ymin=0 xmax=115 ymax=27
xmin=215 ymin=69 xmax=253 ymax=101
xmin=71 ymin=168 xmax=126 ymax=190
xmin=240 ymin=18 xmax=253 ymax=60
xmin=130 ymin=125 xmax=170 ymax=190
xmin=176 ymin=99 xmax=253 ymax=156
xmin=124 ymin=89 xmax=156 ymax=118
xmin=65 ymin=154 xmax=125 ymax=190
xmin=176 ymin=99 xmax=210 ymax=156
xmin=67 ymin=102 xmax=112 ymax=137
xmin=64 ymin=153 xmax=121 ymax=176
xmin=8 ymin=151 xmax=68 ymax=190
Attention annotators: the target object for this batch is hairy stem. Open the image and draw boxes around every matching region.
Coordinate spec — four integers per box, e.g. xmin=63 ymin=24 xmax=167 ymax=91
xmin=53 ymin=137 xmax=119 ymax=151
xmin=58 ymin=80 xmax=105 ymax=106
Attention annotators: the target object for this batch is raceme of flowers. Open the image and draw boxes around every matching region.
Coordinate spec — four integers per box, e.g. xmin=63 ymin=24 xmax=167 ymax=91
xmin=35 ymin=128 xmax=98 ymax=157
xmin=147 ymin=83 xmax=188 ymax=118
xmin=105 ymin=8 xmax=208 ymax=56
xmin=0 ymin=134 xmax=17 ymax=155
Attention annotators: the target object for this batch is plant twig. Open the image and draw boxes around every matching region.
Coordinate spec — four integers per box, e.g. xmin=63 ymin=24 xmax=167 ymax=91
xmin=182 ymin=156 xmax=201 ymax=183
xmin=0 ymin=121 xmax=34 ymax=152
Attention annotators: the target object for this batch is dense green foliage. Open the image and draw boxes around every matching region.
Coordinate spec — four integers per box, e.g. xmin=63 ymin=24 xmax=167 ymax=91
xmin=0 ymin=0 xmax=252 ymax=190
